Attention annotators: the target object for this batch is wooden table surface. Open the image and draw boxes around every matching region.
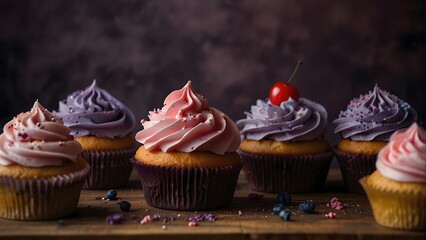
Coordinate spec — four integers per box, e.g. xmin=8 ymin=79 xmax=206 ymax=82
xmin=0 ymin=168 xmax=424 ymax=240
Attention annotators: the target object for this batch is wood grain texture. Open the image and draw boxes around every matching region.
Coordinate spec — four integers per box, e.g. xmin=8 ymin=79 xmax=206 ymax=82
xmin=0 ymin=169 xmax=423 ymax=240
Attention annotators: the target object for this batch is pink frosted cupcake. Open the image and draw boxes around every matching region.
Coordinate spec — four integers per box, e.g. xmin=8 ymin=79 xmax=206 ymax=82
xmin=360 ymin=123 xmax=425 ymax=230
xmin=0 ymin=101 xmax=89 ymax=220
xmin=132 ymin=81 xmax=242 ymax=210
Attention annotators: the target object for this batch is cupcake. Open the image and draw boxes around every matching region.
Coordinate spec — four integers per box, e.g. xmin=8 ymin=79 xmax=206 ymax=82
xmin=132 ymin=81 xmax=241 ymax=210
xmin=360 ymin=123 xmax=425 ymax=230
xmin=333 ymin=84 xmax=417 ymax=193
xmin=0 ymin=101 xmax=90 ymax=220
xmin=236 ymin=82 xmax=333 ymax=193
xmin=55 ymin=80 xmax=135 ymax=189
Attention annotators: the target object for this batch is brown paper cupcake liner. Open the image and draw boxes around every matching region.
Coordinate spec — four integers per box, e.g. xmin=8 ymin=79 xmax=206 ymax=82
xmin=360 ymin=178 xmax=425 ymax=230
xmin=238 ymin=150 xmax=334 ymax=193
xmin=130 ymin=158 xmax=242 ymax=211
xmin=334 ymin=149 xmax=377 ymax=194
xmin=0 ymin=163 xmax=90 ymax=220
xmin=80 ymin=149 xmax=134 ymax=189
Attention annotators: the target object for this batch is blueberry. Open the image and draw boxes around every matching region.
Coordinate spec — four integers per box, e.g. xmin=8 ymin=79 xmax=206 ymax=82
xmin=106 ymin=189 xmax=117 ymax=200
xmin=276 ymin=192 xmax=292 ymax=205
xmin=279 ymin=209 xmax=292 ymax=221
xmin=272 ymin=203 xmax=285 ymax=215
xmin=299 ymin=200 xmax=315 ymax=214
xmin=119 ymin=201 xmax=131 ymax=212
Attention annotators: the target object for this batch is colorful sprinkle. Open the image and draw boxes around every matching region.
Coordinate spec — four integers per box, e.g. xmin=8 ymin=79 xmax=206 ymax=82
xmin=140 ymin=215 xmax=152 ymax=224
xmin=188 ymin=221 xmax=198 ymax=227
xmin=327 ymin=197 xmax=346 ymax=210
xmin=186 ymin=213 xmax=216 ymax=222
xmin=325 ymin=212 xmax=337 ymax=218
xmin=152 ymin=214 xmax=161 ymax=221
xmin=106 ymin=213 xmax=124 ymax=225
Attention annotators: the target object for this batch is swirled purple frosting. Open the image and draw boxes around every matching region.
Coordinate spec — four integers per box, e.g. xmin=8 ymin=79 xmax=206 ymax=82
xmin=237 ymin=98 xmax=327 ymax=141
xmin=54 ymin=80 xmax=135 ymax=138
xmin=333 ymin=84 xmax=417 ymax=141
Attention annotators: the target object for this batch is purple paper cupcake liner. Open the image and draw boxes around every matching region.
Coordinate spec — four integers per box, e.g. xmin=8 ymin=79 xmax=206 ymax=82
xmin=130 ymin=158 xmax=242 ymax=211
xmin=80 ymin=149 xmax=134 ymax=189
xmin=238 ymin=150 xmax=334 ymax=193
xmin=334 ymin=149 xmax=377 ymax=194
xmin=0 ymin=163 xmax=90 ymax=220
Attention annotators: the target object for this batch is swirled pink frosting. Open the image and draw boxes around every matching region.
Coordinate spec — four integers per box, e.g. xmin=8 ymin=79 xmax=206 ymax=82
xmin=376 ymin=123 xmax=425 ymax=182
xmin=0 ymin=101 xmax=82 ymax=167
xmin=135 ymin=81 xmax=240 ymax=154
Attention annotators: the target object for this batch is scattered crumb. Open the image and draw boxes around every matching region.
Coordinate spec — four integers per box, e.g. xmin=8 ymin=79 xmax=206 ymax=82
xmin=238 ymin=210 xmax=243 ymax=216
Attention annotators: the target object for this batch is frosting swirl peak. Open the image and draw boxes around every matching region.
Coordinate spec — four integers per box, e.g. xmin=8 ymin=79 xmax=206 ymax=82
xmin=376 ymin=123 xmax=425 ymax=182
xmin=135 ymin=81 xmax=240 ymax=154
xmin=237 ymin=98 xmax=328 ymax=141
xmin=55 ymin=80 xmax=135 ymax=138
xmin=0 ymin=101 xmax=82 ymax=167
xmin=333 ymin=85 xmax=417 ymax=141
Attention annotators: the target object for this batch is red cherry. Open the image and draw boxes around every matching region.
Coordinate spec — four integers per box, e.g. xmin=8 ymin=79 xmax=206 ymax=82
xmin=269 ymin=82 xmax=299 ymax=105
xmin=269 ymin=60 xmax=302 ymax=106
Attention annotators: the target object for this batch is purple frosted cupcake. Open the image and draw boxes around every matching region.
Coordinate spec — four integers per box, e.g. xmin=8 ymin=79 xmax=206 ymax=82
xmin=237 ymin=96 xmax=333 ymax=193
xmin=55 ymin=80 xmax=135 ymax=189
xmin=333 ymin=84 xmax=417 ymax=194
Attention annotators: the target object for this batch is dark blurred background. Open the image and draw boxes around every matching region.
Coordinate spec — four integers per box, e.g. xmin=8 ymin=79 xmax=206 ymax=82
xmin=0 ymin=0 xmax=424 ymax=145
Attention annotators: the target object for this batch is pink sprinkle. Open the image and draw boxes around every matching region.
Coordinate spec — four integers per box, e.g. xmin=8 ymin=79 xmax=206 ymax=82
xmin=329 ymin=197 xmax=345 ymax=210
xmin=325 ymin=212 xmax=336 ymax=218
xmin=140 ymin=215 xmax=152 ymax=224
xmin=238 ymin=210 xmax=243 ymax=216
xmin=188 ymin=221 xmax=198 ymax=227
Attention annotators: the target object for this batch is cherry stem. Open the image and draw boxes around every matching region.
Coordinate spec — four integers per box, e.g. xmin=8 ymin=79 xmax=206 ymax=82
xmin=287 ymin=60 xmax=302 ymax=84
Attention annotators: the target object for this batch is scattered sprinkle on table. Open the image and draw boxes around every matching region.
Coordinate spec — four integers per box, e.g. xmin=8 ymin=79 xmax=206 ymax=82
xmin=325 ymin=212 xmax=337 ymax=218
xmin=186 ymin=213 xmax=216 ymax=222
xmin=327 ymin=197 xmax=346 ymax=210
xmin=140 ymin=215 xmax=152 ymax=224
xmin=188 ymin=221 xmax=198 ymax=227
xmin=106 ymin=213 xmax=124 ymax=225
